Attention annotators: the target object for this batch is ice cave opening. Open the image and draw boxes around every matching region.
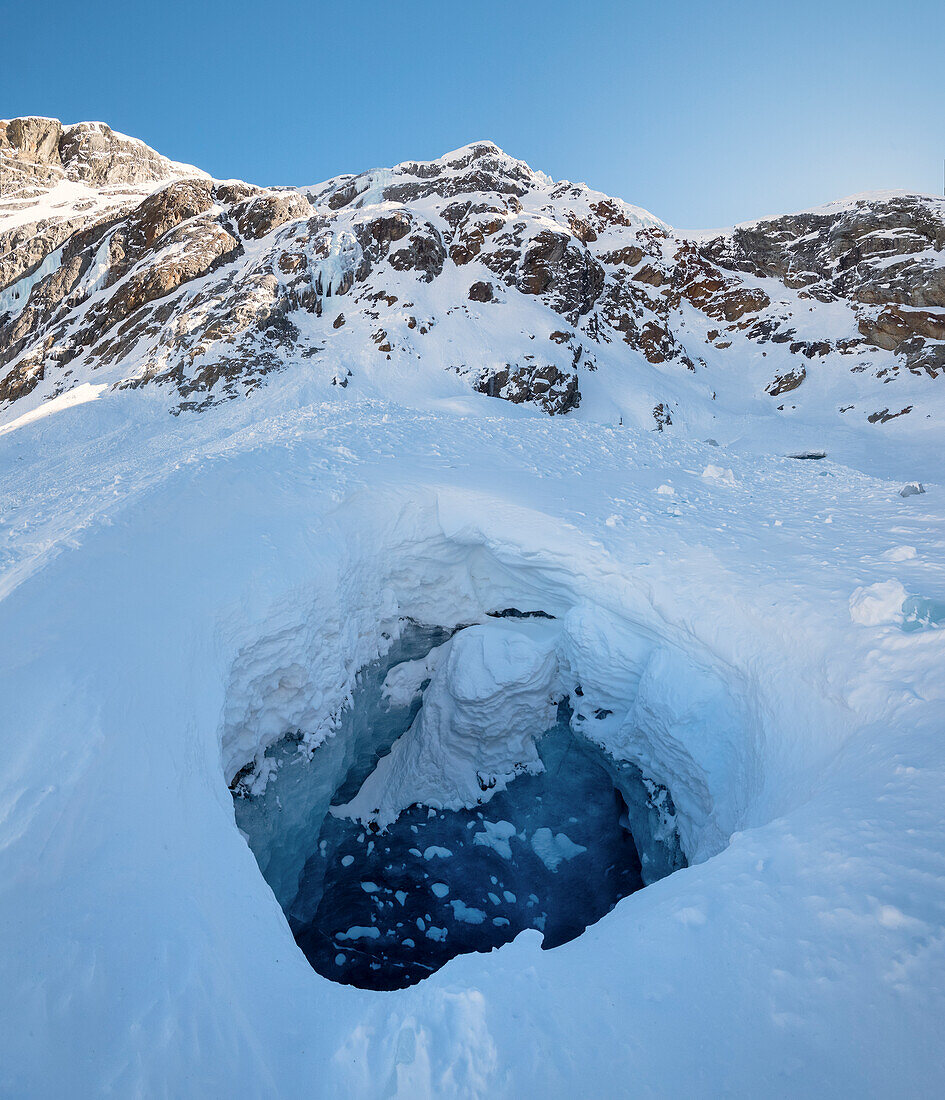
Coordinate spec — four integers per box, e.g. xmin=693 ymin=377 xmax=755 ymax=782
xmin=231 ymin=616 xmax=686 ymax=990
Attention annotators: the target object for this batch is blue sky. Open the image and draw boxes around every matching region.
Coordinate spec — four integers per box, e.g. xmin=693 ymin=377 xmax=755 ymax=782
xmin=3 ymin=0 xmax=943 ymax=229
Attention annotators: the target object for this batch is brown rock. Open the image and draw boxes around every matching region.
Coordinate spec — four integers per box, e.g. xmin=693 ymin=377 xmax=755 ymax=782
xmin=599 ymin=245 xmax=645 ymax=267
xmin=766 ymin=368 xmax=806 ymax=396
xmin=633 ymin=264 xmax=664 ymax=287
xmin=468 ymin=281 xmax=494 ymax=302
xmin=858 ymin=306 xmax=945 ymax=351
xmin=233 ymin=191 xmax=311 ymax=240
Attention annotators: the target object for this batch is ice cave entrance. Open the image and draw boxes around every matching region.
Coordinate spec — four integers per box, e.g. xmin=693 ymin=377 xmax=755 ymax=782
xmin=232 ymin=617 xmax=685 ymax=990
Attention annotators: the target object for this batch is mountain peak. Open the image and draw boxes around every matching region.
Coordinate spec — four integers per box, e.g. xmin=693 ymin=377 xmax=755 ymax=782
xmin=0 ymin=120 xmax=943 ymax=437
xmin=0 ymin=116 xmax=203 ymax=189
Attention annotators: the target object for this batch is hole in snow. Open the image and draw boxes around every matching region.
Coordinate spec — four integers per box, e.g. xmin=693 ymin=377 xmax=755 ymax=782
xmin=232 ymin=619 xmax=686 ymax=990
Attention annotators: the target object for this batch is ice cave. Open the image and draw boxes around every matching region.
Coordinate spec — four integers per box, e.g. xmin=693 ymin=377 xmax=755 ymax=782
xmin=232 ymin=616 xmax=686 ymax=989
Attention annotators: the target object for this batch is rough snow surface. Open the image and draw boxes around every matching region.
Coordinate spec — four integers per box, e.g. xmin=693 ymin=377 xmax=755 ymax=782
xmin=0 ymin=339 xmax=943 ymax=1095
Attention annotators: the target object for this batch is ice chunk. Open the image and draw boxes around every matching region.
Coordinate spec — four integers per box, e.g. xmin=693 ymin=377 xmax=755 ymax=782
xmin=882 ymin=545 xmax=917 ymax=562
xmin=430 ymin=882 xmax=449 ymax=898
xmin=701 ymin=464 xmax=736 ymax=485
xmin=336 ymin=926 xmax=380 ymax=941
xmin=530 ymin=828 xmax=587 ymax=872
xmin=849 ymin=580 xmax=906 ymax=626
xmin=899 ymin=482 xmax=925 ymax=497
xmin=423 ymin=846 xmax=452 ymax=860
xmin=449 ymin=900 xmax=486 ymax=924
xmin=473 ymin=820 xmax=517 ymax=859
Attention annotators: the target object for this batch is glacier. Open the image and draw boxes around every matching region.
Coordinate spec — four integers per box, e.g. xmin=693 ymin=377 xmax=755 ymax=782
xmin=2 ymin=389 xmax=942 ymax=1097
xmin=0 ymin=120 xmax=943 ymax=1098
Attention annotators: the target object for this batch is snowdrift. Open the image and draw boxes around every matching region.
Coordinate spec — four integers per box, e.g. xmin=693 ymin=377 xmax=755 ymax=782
xmin=1 ymin=383 xmax=943 ymax=1096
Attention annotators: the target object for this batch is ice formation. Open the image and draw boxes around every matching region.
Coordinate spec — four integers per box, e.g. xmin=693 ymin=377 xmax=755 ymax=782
xmin=234 ymin=620 xmax=684 ymax=989
xmin=335 ymin=620 xmax=561 ymax=827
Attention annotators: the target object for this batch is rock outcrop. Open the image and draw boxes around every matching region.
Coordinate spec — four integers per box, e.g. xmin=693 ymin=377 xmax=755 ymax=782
xmin=1 ymin=118 xmax=943 ymax=424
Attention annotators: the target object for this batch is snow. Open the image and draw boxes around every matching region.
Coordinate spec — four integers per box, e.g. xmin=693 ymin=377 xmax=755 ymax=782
xmin=336 ymin=622 xmax=560 ymax=828
xmin=382 ymin=646 xmax=447 ymax=707
xmin=849 ymin=580 xmax=908 ymax=626
xmin=1 ymin=156 xmax=944 ymax=1096
xmin=0 ymin=381 xmax=107 ymax=438
xmin=529 ymin=828 xmax=587 ymax=871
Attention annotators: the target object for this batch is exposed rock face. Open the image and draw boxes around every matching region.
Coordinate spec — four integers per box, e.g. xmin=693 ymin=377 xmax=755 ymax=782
xmin=702 ymin=194 xmax=945 ymax=376
xmin=468 ymin=280 xmax=494 ymax=302
xmin=0 ymin=116 xmax=206 ymax=308
xmin=0 ymin=117 xmax=64 ymax=185
xmin=1 ymin=116 xmax=201 ymax=188
xmin=58 ymin=122 xmax=192 ymax=186
xmin=232 ymin=191 xmax=312 ymax=241
xmin=706 ymin=196 xmax=945 ymax=304
xmin=1 ymin=117 xmax=944 ymax=424
xmin=472 ymin=362 xmax=581 ymax=415
xmin=766 ymin=368 xmax=806 ymax=396
xmin=518 ymin=230 xmax=604 ymax=322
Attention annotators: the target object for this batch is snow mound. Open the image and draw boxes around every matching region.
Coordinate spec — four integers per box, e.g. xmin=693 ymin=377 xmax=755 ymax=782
xmin=849 ymin=580 xmax=907 ymax=626
xmin=336 ymin=621 xmax=560 ymax=828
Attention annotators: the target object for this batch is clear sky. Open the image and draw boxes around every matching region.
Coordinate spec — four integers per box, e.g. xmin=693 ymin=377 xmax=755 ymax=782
xmin=3 ymin=0 xmax=943 ymax=229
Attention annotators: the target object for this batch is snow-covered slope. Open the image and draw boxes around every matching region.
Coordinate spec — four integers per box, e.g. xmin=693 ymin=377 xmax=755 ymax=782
xmin=0 ymin=120 xmax=943 ymax=1098
xmin=2 ymin=119 xmax=944 ymax=459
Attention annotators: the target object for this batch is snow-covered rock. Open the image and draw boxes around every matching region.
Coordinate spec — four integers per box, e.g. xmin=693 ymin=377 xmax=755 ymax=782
xmin=1 ymin=117 xmax=944 ymax=439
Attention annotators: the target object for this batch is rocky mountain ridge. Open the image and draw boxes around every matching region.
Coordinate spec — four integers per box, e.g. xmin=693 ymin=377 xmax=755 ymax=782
xmin=1 ymin=116 xmax=943 ymax=433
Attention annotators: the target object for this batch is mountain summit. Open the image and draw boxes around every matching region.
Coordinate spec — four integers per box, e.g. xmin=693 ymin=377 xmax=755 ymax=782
xmin=2 ymin=117 xmax=943 ymax=434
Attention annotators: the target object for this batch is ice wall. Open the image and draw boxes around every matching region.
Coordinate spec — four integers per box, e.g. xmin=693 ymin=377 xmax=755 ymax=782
xmin=235 ymin=619 xmax=685 ymax=988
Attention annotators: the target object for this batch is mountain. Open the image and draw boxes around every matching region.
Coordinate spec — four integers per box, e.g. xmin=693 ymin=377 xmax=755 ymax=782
xmin=1 ymin=119 xmax=944 ymax=1099
xmin=2 ymin=117 xmax=943 ymax=439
